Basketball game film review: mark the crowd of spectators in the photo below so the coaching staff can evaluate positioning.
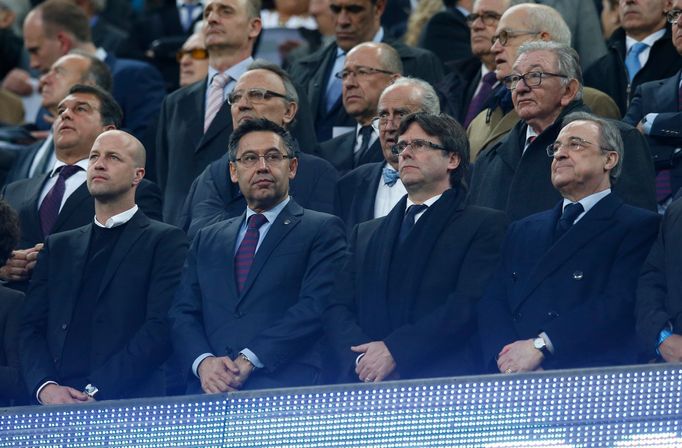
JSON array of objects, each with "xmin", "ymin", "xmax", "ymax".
[{"xmin": 0, "ymin": 0, "xmax": 681, "ymax": 406}]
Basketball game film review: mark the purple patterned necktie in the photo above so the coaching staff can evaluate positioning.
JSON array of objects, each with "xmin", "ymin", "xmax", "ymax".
[
  {"xmin": 463, "ymin": 72, "xmax": 497, "ymax": 128},
  {"xmin": 234, "ymin": 213, "xmax": 268, "ymax": 294},
  {"xmin": 38, "ymin": 164, "xmax": 81, "ymax": 237}
]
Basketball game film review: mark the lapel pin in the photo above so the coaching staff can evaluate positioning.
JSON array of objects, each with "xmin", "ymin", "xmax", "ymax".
[
  {"xmin": 284, "ymin": 219, "xmax": 291, "ymax": 225},
  {"xmin": 572, "ymin": 271, "xmax": 583, "ymax": 280}
]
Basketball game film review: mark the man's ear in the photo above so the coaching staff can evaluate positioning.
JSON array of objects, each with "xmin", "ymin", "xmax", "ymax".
[
  {"xmin": 229, "ymin": 161, "xmax": 239, "ymax": 183},
  {"xmin": 559, "ymin": 79, "xmax": 580, "ymax": 107}
]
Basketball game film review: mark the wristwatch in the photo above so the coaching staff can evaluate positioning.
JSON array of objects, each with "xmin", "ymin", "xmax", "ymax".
[{"xmin": 533, "ymin": 337, "xmax": 550, "ymax": 357}]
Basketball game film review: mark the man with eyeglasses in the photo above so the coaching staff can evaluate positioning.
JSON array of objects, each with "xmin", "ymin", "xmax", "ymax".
[
  {"xmin": 178, "ymin": 31, "xmax": 209, "ymax": 87},
  {"xmin": 334, "ymin": 77, "xmax": 440, "ymax": 234},
  {"xmin": 436, "ymin": 0, "xmax": 509, "ymax": 127},
  {"xmin": 170, "ymin": 118, "xmax": 346, "ymax": 393},
  {"xmin": 325, "ymin": 112, "xmax": 506, "ymax": 383},
  {"xmin": 288, "ymin": 0, "xmax": 443, "ymax": 143},
  {"xmin": 179, "ymin": 60, "xmax": 337, "ymax": 239},
  {"xmin": 584, "ymin": 0, "xmax": 682, "ymax": 116},
  {"xmin": 467, "ymin": 3, "xmax": 620, "ymax": 161},
  {"xmin": 624, "ymin": 1, "xmax": 682, "ymax": 211},
  {"xmin": 317, "ymin": 42, "xmax": 401, "ymax": 173},
  {"xmin": 469, "ymin": 41, "xmax": 656, "ymax": 221},
  {"xmin": 479, "ymin": 111, "xmax": 659, "ymax": 373}
]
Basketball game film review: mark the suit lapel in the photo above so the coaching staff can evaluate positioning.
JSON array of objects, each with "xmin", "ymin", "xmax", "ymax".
[
  {"xmin": 358, "ymin": 164, "xmax": 383, "ymax": 221},
  {"xmin": 307, "ymin": 44, "xmax": 337, "ymax": 113},
  {"xmin": 197, "ymin": 101, "xmax": 233, "ymax": 152},
  {"xmin": 493, "ymin": 121, "xmax": 524, "ymax": 171},
  {"xmin": 237, "ymin": 201, "xmax": 302, "ymax": 302},
  {"xmin": 61, "ymin": 226, "xmax": 91, "ymax": 319},
  {"xmin": 512, "ymin": 195, "xmax": 622, "ymax": 309},
  {"xmin": 220, "ymin": 215, "xmax": 244, "ymax": 302},
  {"xmin": 96, "ymin": 212, "xmax": 148, "ymax": 299},
  {"xmin": 19, "ymin": 174, "xmax": 49, "ymax": 241}
]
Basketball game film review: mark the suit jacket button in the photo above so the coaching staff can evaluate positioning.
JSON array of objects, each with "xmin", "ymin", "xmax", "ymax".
[
  {"xmin": 511, "ymin": 272, "xmax": 518, "ymax": 281},
  {"xmin": 61, "ymin": 323, "xmax": 68, "ymax": 330},
  {"xmin": 547, "ymin": 311, "xmax": 560, "ymax": 318},
  {"xmin": 572, "ymin": 271, "xmax": 583, "ymax": 280},
  {"xmin": 513, "ymin": 312, "xmax": 522, "ymax": 321}
]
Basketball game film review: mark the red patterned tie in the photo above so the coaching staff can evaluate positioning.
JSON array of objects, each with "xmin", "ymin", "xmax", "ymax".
[{"xmin": 234, "ymin": 214, "xmax": 268, "ymax": 294}]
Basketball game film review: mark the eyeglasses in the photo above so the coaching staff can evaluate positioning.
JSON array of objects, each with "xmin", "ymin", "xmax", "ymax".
[
  {"xmin": 227, "ymin": 88, "xmax": 289, "ymax": 105},
  {"xmin": 666, "ymin": 8, "xmax": 682, "ymax": 24},
  {"xmin": 503, "ymin": 71, "xmax": 568, "ymax": 90},
  {"xmin": 233, "ymin": 151, "xmax": 291, "ymax": 167},
  {"xmin": 335, "ymin": 66, "xmax": 395, "ymax": 81},
  {"xmin": 391, "ymin": 139, "xmax": 447, "ymax": 155},
  {"xmin": 546, "ymin": 137, "xmax": 611, "ymax": 157},
  {"xmin": 466, "ymin": 11, "xmax": 502, "ymax": 27},
  {"xmin": 491, "ymin": 29, "xmax": 540, "ymax": 46},
  {"xmin": 372, "ymin": 110, "xmax": 411, "ymax": 128},
  {"xmin": 176, "ymin": 48, "xmax": 208, "ymax": 62}
]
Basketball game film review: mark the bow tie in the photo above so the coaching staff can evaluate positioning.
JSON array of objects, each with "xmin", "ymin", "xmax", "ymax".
[{"xmin": 382, "ymin": 167, "xmax": 400, "ymax": 186}]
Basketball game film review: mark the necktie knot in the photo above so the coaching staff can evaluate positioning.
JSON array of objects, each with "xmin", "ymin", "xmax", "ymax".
[
  {"xmin": 58, "ymin": 164, "xmax": 81, "ymax": 179},
  {"xmin": 382, "ymin": 166, "xmax": 400, "ymax": 186},
  {"xmin": 399, "ymin": 204, "xmax": 428, "ymax": 242},
  {"xmin": 211, "ymin": 72, "xmax": 230, "ymax": 89},
  {"xmin": 625, "ymin": 42, "xmax": 648, "ymax": 82},
  {"xmin": 555, "ymin": 202, "xmax": 584, "ymax": 241},
  {"xmin": 247, "ymin": 213, "xmax": 268, "ymax": 229}
]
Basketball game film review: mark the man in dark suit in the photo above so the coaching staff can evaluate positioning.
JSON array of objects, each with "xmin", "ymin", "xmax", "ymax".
[
  {"xmin": 288, "ymin": 0, "xmax": 444, "ymax": 142},
  {"xmin": 437, "ymin": 0, "xmax": 506, "ymax": 127},
  {"xmin": 334, "ymin": 77, "xmax": 439, "ymax": 234},
  {"xmin": 325, "ymin": 113, "xmax": 506, "ymax": 383},
  {"xmin": 479, "ymin": 112, "xmax": 659, "ymax": 373},
  {"xmin": 3, "ymin": 51, "xmax": 113, "ymax": 185},
  {"xmin": 317, "ymin": 42, "xmax": 400, "ymax": 173},
  {"xmin": 418, "ymin": 0, "xmax": 472, "ymax": 66},
  {"xmin": 20, "ymin": 0, "xmax": 166, "ymax": 145},
  {"xmin": 0, "ymin": 199, "xmax": 26, "ymax": 406},
  {"xmin": 583, "ymin": 0, "xmax": 682, "ymax": 116},
  {"xmin": 170, "ymin": 119, "xmax": 345, "ymax": 393},
  {"xmin": 468, "ymin": 41, "xmax": 656, "ymax": 221},
  {"xmin": 157, "ymin": 0, "xmax": 322, "ymax": 226},
  {"xmin": 20, "ymin": 129, "xmax": 188, "ymax": 404},
  {"xmin": 623, "ymin": 3, "xmax": 682, "ymax": 209},
  {"xmin": 1, "ymin": 85, "xmax": 161, "ymax": 287},
  {"xmin": 180, "ymin": 60, "xmax": 337, "ymax": 238},
  {"xmin": 637, "ymin": 193, "xmax": 682, "ymax": 362}
]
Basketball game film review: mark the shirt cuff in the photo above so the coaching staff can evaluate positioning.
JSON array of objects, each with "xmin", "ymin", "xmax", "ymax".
[
  {"xmin": 239, "ymin": 349, "xmax": 263, "ymax": 369},
  {"xmin": 657, "ymin": 324, "xmax": 674, "ymax": 356},
  {"xmin": 539, "ymin": 332, "xmax": 555, "ymax": 355},
  {"xmin": 642, "ymin": 113, "xmax": 658, "ymax": 134},
  {"xmin": 36, "ymin": 380, "xmax": 58, "ymax": 404},
  {"xmin": 192, "ymin": 353, "xmax": 215, "ymax": 378}
]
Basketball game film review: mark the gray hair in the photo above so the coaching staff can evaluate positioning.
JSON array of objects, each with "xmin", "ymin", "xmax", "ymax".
[
  {"xmin": 68, "ymin": 49, "xmax": 113, "ymax": 92},
  {"xmin": 246, "ymin": 59, "xmax": 299, "ymax": 104},
  {"xmin": 561, "ymin": 111, "xmax": 623, "ymax": 183},
  {"xmin": 382, "ymin": 77, "xmax": 440, "ymax": 114},
  {"xmin": 508, "ymin": 3, "xmax": 571, "ymax": 45},
  {"xmin": 516, "ymin": 40, "xmax": 583, "ymax": 100}
]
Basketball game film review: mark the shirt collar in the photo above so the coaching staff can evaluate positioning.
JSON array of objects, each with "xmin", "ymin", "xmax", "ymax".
[
  {"xmin": 245, "ymin": 196, "xmax": 291, "ymax": 223},
  {"xmin": 562, "ymin": 188, "xmax": 611, "ymax": 214},
  {"xmin": 94, "ymin": 205, "xmax": 139, "ymax": 228},
  {"xmin": 406, "ymin": 193, "xmax": 443, "ymax": 211},
  {"xmin": 355, "ymin": 121, "xmax": 379, "ymax": 139},
  {"xmin": 626, "ymin": 28, "xmax": 666, "ymax": 51},
  {"xmin": 177, "ymin": 0, "xmax": 201, "ymax": 7},
  {"xmin": 48, "ymin": 158, "xmax": 89, "ymax": 177},
  {"xmin": 208, "ymin": 56, "xmax": 254, "ymax": 86}
]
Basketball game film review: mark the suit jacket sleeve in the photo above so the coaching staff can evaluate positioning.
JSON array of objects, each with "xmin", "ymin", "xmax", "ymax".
[
  {"xmin": 614, "ymin": 124, "xmax": 657, "ymax": 211},
  {"xmin": 0, "ymin": 288, "xmax": 25, "ymax": 401},
  {"xmin": 19, "ymin": 240, "xmax": 60, "ymax": 396},
  {"xmin": 247, "ymin": 215, "xmax": 347, "ymax": 372},
  {"xmin": 477, "ymin": 222, "xmax": 526, "ymax": 370},
  {"xmin": 88, "ymin": 226, "xmax": 188, "ymax": 399},
  {"xmin": 382, "ymin": 211, "xmax": 507, "ymax": 370},
  {"xmin": 324, "ymin": 224, "xmax": 373, "ymax": 371},
  {"xmin": 541, "ymin": 215, "xmax": 659, "ymax": 363},
  {"xmin": 636, "ymin": 208, "xmax": 675, "ymax": 356},
  {"xmin": 136, "ymin": 179, "xmax": 163, "ymax": 221},
  {"xmin": 622, "ymin": 85, "xmax": 645, "ymax": 126},
  {"xmin": 650, "ymin": 112, "xmax": 682, "ymax": 142}
]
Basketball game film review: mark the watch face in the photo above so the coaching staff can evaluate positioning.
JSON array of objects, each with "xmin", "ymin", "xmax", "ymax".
[{"xmin": 533, "ymin": 338, "xmax": 545, "ymax": 350}]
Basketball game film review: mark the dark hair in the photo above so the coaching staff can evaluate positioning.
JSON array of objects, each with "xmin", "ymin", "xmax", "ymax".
[
  {"xmin": 0, "ymin": 200, "xmax": 20, "ymax": 265},
  {"xmin": 39, "ymin": 0, "xmax": 92, "ymax": 43},
  {"xmin": 68, "ymin": 49, "xmax": 113, "ymax": 92},
  {"xmin": 398, "ymin": 112, "xmax": 470, "ymax": 189},
  {"xmin": 228, "ymin": 118, "xmax": 296, "ymax": 162},
  {"xmin": 67, "ymin": 84, "xmax": 122, "ymax": 128}
]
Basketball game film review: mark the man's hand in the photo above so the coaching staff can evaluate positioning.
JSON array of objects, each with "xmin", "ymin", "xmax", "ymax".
[
  {"xmin": 497, "ymin": 339, "xmax": 544, "ymax": 373},
  {"xmin": 39, "ymin": 384, "xmax": 91, "ymax": 405},
  {"xmin": 0, "ymin": 244, "xmax": 43, "ymax": 282},
  {"xmin": 1, "ymin": 68, "xmax": 33, "ymax": 96},
  {"xmin": 197, "ymin": 356, "xmax": 241, "ymax": 394},
  {"xmin": 351, "ymin": 341, "xmax": 397, "ymax": 383},
  {"xmin": 232, "ymin": 355, "xmax": 255, "ymax": 388},
  {"xmin": 659, "ymin": 334, "xmax": 682, "ymax": 363}
]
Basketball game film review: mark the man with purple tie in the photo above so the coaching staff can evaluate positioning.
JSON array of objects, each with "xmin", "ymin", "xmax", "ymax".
[{"xmin": 170, "ymin": 119, "xmax": 345, "ymax": 393}]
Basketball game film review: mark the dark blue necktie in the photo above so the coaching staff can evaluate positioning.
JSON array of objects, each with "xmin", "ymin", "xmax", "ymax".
[
  {"xmin": 399, "ymin": 204, "xmax": 427, "ymax": 242},
  {"xmin": 555, "ymin": 202, "xmax": 584, "ymax": 240}
]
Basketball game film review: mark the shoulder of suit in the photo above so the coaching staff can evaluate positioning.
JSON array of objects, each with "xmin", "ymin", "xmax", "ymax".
[
  {"xmin": 338, "ymin": 161, "xmax": 381, "ymax": 184},
  {"xmin": 291, "ymin": 41, "xmax": 336, "ymax": 66}
]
